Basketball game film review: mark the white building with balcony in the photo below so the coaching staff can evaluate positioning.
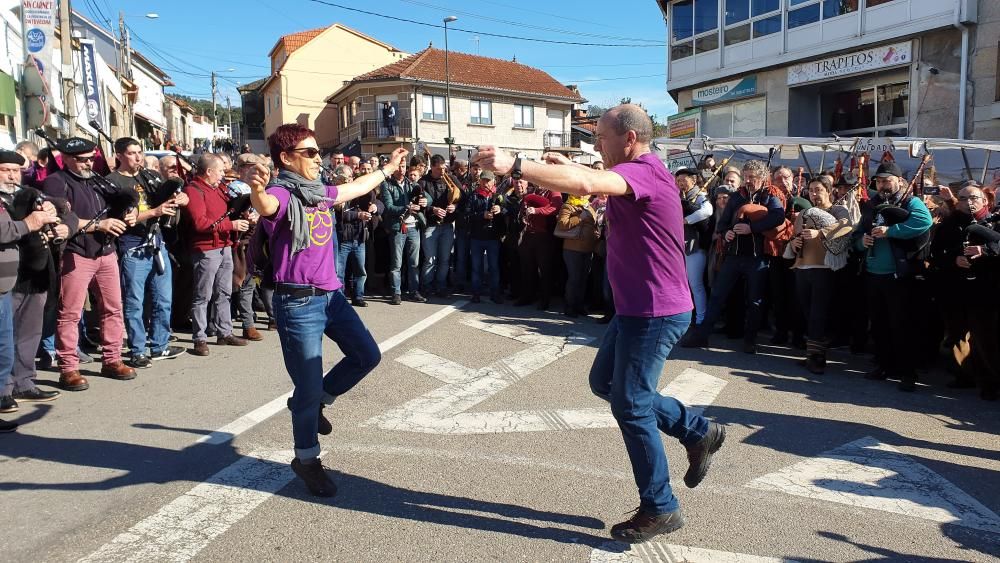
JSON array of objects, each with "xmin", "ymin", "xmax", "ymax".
[{"xmin": 658, "ymin": 0, "xmax": 998, "ymax": 141}]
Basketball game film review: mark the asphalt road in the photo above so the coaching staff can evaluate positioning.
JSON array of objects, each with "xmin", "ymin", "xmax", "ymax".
[{"xmin": 2, "ymin": 296, "xmax": 998, "ymax": 562}]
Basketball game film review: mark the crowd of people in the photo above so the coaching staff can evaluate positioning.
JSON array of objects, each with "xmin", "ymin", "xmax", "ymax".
[{"xmin": 0, "ymin": 127, "xmax": 997, "ymax": 435}]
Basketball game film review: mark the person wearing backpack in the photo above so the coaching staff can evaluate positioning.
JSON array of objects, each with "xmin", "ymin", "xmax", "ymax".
[{"xmin": 245, "ymin": 123, "xmax": 407, "ymax": 498}]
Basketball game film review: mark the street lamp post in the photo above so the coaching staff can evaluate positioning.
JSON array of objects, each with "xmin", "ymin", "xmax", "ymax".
[{"xmin": 443, "ymin": 16, "xmax": 457, "ymax": 158}]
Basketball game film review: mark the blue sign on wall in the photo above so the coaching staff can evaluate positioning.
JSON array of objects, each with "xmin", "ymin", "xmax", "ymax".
[{"xmin": 692, "ymin": 76, "xmax": 758, "ymax": 106}]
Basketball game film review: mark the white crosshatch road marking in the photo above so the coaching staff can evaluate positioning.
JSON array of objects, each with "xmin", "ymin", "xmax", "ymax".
[
  {"xmin": 590, "ymin": 541, "xmax": 799, "ymax": 562},
  {"xmin": 746, "ymin": 437, "xmax": 1000, "ymax": 534},
  {"xmin": 366, "ymin": 316, "xmax": 727, "ymax": 434}
]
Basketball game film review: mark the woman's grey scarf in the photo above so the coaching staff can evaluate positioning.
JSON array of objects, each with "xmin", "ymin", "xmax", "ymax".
[{"xmin": 270, "ymin": 169, "xmax": 328, "ymax": 254}]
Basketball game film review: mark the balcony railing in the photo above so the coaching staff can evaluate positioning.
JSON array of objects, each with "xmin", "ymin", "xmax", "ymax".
[
  {"xmin": 363, "ymin": 118, "xmax": 411, "ymax": 140},
  {"xmin": 543, "ymin": 130, "xmax": 572, "ymax": 149}
]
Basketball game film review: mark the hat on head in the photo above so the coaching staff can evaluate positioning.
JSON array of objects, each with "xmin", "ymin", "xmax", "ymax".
[
  {"xmin": 56, "ymin": 137, "xmax": 97, "ymax": 156},
  {"xmin": 236, "ymin": 153, "xmax": 263, "ymax": 167},
  {"xmin": 0, "ymin": 150, "xmax": 25, "ymax": 166},
  {"xmin": 674, "ymin": 167, "xmax": 699, "ymax": 178},
  {"xmin": 874, "ymin": 162, "xmax": 903, "ymax": 179},
  {"xmin": 835, "ymin": 171, "xmax": 859, "ymax": 187},
  {"xmin": 714, "ymin": 184, "xmax": 738, "ymax": 195},
  {"xmin": 479, "ymin": 170, "xmax": 495, "ymax": 181},
  {"xmin": 792, "ymin": 197, "xmax": 813, "ymax": 213}
]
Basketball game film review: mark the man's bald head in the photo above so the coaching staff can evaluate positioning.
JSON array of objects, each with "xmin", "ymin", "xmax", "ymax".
[{"xmin": 602, "ymin": 104, "xmax": 653, "ymax": 145}]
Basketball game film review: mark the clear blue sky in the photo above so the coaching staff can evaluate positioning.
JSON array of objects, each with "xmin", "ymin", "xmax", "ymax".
[{"xmin": 75, "ymin": 0, "xmax": 678, "ymax": 121}]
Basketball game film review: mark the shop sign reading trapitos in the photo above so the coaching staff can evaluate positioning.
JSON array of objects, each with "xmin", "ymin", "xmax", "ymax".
[{"xmin": 787, "ymin": 42, "xmax": 911, "ymax": 86}]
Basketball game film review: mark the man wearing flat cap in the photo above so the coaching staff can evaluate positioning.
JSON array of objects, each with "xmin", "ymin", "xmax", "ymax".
[
  {"xmin": 42, "ymin": 137, "xmax": 139, "ymax": 391},
  {"xmin": 0, "ymin": 150, "xmax": 65, "ymax": 431},
  {"xmin": 857, "ymin": 161, "xmax": 933, "ymax": 392}
]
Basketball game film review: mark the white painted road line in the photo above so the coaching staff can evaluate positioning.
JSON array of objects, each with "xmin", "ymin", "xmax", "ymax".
[
  {"xmin": 747, "ymin": 436, "xmax": 1000, "ymax": 534},
  {"xmin": 78, "ymin": 450, "xmax": 300, "ymax": 563},
  {"xmin": 79, "ymin": 303, "xmax": 466, "ymax": 563},
  {"xmin": 590, "ymin": 541, "xmax": 799, "ymax": 562},
  {"xmin": 194, "ymin": 301, "xmax": 466, "ymax": 446},
  {"xmin": 368, "ymin": 315, "xmax": 727, "ymax": 434}
]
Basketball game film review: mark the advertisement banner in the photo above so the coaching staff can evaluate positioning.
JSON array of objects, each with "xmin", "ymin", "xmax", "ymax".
[
  {"xmin": 692, "ymin": 76, "xmax": 757, "ymax": 106},
  {"xmin": 20, "ymin": 0, "xmax": 56, "ymax": 86},
  {"xmin": 667, "ymin": 108, "xmax": 701, "ymax": 139},
  {"xmin": 80, "ymin": 40, "xmax": 103, "ymax": 127},
  {"xmin": 787, "ymin": 41, "xmax": 912, "ymax": 86}
]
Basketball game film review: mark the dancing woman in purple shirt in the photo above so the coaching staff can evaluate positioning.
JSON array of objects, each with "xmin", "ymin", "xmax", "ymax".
[
  {"xmin": 245, "ymin": 123, "xmax": 408, "ymax": 497},
  {"xmin": 475, "ymin": 105, "xmax": 725, "ymax": 544}
]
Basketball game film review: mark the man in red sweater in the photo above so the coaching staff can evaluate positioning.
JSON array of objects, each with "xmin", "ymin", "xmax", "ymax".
[
  {"xmin": 183, "ymin": 154, "xmax": 249, "ymax": 356},
  {"xmin": 515, "ymin": 185, "xmax": 562, "ymax": 310}
]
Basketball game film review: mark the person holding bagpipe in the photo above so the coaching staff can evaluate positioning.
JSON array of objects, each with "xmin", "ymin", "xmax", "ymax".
[
  {"xmin": 674, "ymin": 168, "xmax": 712, "ymax": 327},
  {"xmin": 418, "ymin": 154, "xmax": 463, "ymax": 297},
  {"xmin": 857, "ymin": 161, "xmax": 933, "ymax": 392},
  {"xmin": 464, "ymin": 169, "xmax": 507, "ymax": 304},
  {"xmin": 230, "ymin": 154, "xmax": 269, "ymax": 342},
  {"xmin": 41, "ymin": 138, "xmax": 139, "ymax": 391},
  {"xmin": 106, "ymin": 137, "xmax": 188, "ymax": 369},
  {"xmin": 334, "ymin": 175, "xmax": 383, "ymax": 308},
  {"xmin": 0, "ymin": 150, "xmax": 72, "ymax": 425},
  {"xmin": 928, "ymin": 182, "xmax": 1000, "ymax": 401},
  {"xmin": 680, "ymin": 159, "xmax": 786, "ymax": 354},
  {"xmin": 182, "ymin": 153, "xmax": 251, "ymax": 357},
  {"xmin": 515, "ymin": 183, "xmax": 563, "ymax": 311},
  {"xmin": 784, "ymin": 175, "xmax": 856, "ymax": 374},
  {"xmin": 380, "ymin": 162, "xmax": 428, "ymax": 305}
]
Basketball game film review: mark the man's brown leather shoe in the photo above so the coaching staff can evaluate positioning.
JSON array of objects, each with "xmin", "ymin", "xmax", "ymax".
[
  {"xmin": 191, "ymin": 340, "xmax": 210, "ymax": 356},
  {"xmin": 217, "ymin": 334, "xmax": 248, "ymax": 346},
  {"xmin": 60, "ymin": 371, "xmax": 90, "ymax": 391},
  {"xmin": 101, "ymin": 362, "xmax": 137, "ymax": 381},
  {"xmin": 243, "ymin": 327, "xmax": 263, "ymax": 342}
]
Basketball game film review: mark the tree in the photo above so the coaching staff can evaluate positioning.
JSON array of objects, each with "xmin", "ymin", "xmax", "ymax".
[{"xmin": 168, "ymin": 94, "xmax": 243, "ymax": 132}]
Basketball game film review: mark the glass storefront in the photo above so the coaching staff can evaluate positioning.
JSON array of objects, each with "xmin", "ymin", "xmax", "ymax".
[{"xmin": 821, "ymin": 80, "xmax": 908, "ymax": 137}]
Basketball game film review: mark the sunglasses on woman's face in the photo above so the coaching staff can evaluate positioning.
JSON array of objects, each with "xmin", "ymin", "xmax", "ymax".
[{"xmin": 289, "ymin": 147, "xmax": 321, "ymax": 158}]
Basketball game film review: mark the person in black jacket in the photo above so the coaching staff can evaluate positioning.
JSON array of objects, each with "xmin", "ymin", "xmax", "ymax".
[
  {"xmin": 464, "ymin": 170, "xmax": 506, "ymax": 303},
  {"xmin": 681, "ymin": 159, "xmax": 785, "ymax": 354},
  {"xmin": 335, "ymin": 190, "xmax": 383, "ymax": 307},
  {"xmin": 419, "ymin": 155, "xmax": 462, "ymax": 296},
  {"xmin": 929, "ymin": 183, "xmax": 999, "ymax": 400}
]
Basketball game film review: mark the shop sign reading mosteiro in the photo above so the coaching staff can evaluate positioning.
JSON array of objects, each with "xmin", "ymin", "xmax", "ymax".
[{"xmin": 787, "ymin": 42, "xmax": 911, "ymax": 86}]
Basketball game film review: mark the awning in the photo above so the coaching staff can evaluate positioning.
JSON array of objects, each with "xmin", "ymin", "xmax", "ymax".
[
  {"xmin": 134, "ymin": 111, "xmax": 167, "ymax": 130},
  {"xmin": 0, "ymin": 72, "xmax": 16, "ymax": 117}
]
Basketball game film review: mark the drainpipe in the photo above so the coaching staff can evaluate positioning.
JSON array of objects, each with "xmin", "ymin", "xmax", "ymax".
[
  {"xmin": 954, "ymin": 7, "xmax": 969, "ymax": 139},
  {"xmin": 413, "ymin": 85, "xmax": 420, "ymax": 147}
]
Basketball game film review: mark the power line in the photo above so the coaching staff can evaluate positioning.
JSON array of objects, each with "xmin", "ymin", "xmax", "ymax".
[
  {"xmin": 392, "ymin": 0, "xmax": 662, "ymax": 43},
  {"xmin": 304, "ymin": 0, "xmax": 666, "ymax": 47}
]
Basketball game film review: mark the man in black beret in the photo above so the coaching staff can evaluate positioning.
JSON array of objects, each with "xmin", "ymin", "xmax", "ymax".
[
  {"xmin": 0, "ymin": 149, "xmax": 65, "ymax": 431},
  {"xmin": 42, "ymin": 137, "xmax": 139, "ymax": 391}
]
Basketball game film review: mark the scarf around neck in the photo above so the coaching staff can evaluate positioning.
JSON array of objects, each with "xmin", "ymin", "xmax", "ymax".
[{"xmin": 270, "ymin": 169, "xmax": 329, "ymax": 254}]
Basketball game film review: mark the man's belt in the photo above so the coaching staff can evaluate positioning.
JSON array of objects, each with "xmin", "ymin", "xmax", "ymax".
[{"xmin": 274, "ymin": 283, "xmax": 330, "ymax": 298}]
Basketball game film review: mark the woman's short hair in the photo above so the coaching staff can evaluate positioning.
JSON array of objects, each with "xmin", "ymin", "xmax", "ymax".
[{"xmin": 267, "ymin": 123, "xmax": 315, "ymax": 169}]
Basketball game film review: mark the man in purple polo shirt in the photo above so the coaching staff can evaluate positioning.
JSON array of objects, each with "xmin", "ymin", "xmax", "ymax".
[{"xmin": 474, "ymin": 104, "xmax": 725, "ymax": 544}]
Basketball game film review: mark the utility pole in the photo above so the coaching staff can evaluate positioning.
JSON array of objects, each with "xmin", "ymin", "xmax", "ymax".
[
  {"xmin": 59, "ymin": 0, "xmax": 76, "ymax": 134},
  {"xmin": 118, "ymin": 11, "xmax": 135, "ymax": 135},
  {"xmin": 226, "ymin": 96, "xmax": 233, "ymax": 139},
  {"xmin": 211, "ymin": 71, "xmax": 217, "ymax": 135}
]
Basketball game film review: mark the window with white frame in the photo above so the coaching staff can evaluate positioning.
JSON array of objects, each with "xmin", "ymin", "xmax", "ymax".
[
  {"xmin": 702, "ymin": 98, "xmax": 766, "ymax": 138},
  {"xmin": 787, "ymin": 0, "xmax": 858, "ymax": 30},
  {"xmin": 513, "ymin": 104, "xmax": 534, "ymax": 128},
  {"xmin": 670, "ymin": 0, "xmax": 719, "ymax": 61},
  {"xmin": 422, "ymin": 94, "xmax": 447, "ymax": 121},
  {"xmin": 722, "ymin": 0, "xmax": 782, "ymax": 47},
  {"xmin": 470, "ymin": 100, "xmax": 492, "ymax": 125}
]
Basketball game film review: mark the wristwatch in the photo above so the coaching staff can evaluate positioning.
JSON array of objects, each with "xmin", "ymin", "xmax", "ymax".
[{"xmin": 510, "ymin": 157, "xmax": 522, "ymax": 180}]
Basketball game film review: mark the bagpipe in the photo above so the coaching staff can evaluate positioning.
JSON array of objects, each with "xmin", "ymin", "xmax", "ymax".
[
  {"xmin": 72, "ymin": 172, "xmax": 141, "ymax": 243},
  {"xmin": 440, "ymin": 170, "xmax": 464, "ymax": 206},
  {"xmin": 210, "ymin": 178, "xmax": 254, "ymax": 230},
  {"xmin": 5, "ymin": 187, "xmax": 72, "ymax": 251}
]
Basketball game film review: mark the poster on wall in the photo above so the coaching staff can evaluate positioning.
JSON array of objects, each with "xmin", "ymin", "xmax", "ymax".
[
  {"xmin": 692, "ymin": 76, "xmax": 757, "ymax": 106},
  {"xmin": 787, "ymin": 41, "xmax": 912, "ymax": 86},
  {"xmin": 20, "ymin": 0, "xmax": 56, "ymax": 88}
]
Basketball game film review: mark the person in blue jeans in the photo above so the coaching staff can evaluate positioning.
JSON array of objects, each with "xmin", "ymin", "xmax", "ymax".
[
  {"xmin": 464, "ymin": 170, "xmax": 505, "ymax": 303},
  {"xmin": 335, "ymin": 191, "xmax": 381, "ymax": 307},
  {"xmin": 419, "ymin": 155, "xmax": 461, "ymax": 296},
  {"xmin": 107, "ymin": 137, "xmax": 187, "ymax": 368},
  {"xmin": 249, "ymin": 122, "xmax": 408, "ymax": 497},
  {"xmin": 475, "ymin": 104, "xmax": 725, "ymax": 544},
  {"xmin": 380, "ymin": 165, "xmax": 427, "ymax": 304}
]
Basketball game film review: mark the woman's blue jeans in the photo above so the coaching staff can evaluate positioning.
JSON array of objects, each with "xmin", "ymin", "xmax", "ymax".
[{"xmin": 274, "ymin": 288, "xmax": 381, "ymax": 460}]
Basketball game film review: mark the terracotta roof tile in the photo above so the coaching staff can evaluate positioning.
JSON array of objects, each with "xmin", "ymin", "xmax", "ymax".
[
  {"xmin": 353, "ymin": 49, "xmax": 585, "ymax": 102},
  {"xmin": 278, "ymin": 27, "xmax": 326, "ymax": 58}
]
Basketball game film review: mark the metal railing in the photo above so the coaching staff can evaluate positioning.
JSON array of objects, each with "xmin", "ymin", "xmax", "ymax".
[
  {"xmin": 363, "ymin": 118, "xmax": 411, "ymax": 139},
  {"xmin": 543, "ymin": 130, "xmax": 571, "ymax": 148}
]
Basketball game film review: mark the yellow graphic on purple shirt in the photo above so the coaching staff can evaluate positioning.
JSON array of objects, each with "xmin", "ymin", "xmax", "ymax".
[{"xmin": 306, "ymin": 206, "xmax": 334, "ymax": 246}]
